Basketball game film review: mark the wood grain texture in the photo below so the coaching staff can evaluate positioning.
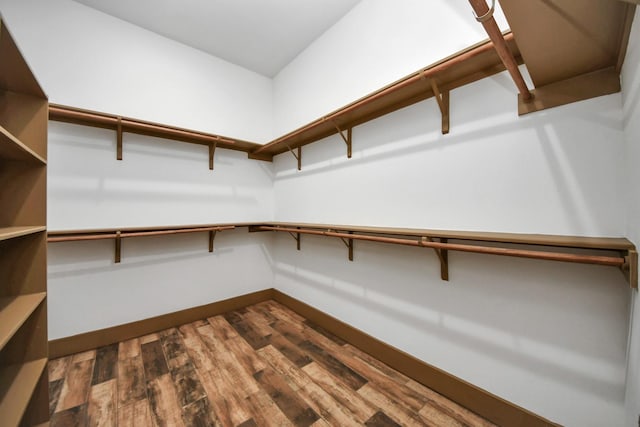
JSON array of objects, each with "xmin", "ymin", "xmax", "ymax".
[
  {"xmin": 87, "ymin": 379, "xmax": 116, "ymax": 427},
  {"xmin": 141, "ymin": 340, "xmax": 169, "ymax": 380},
  {"xmin": 117, "ymin": 354, "xmax": 146, "ymax": 405},
  {"xmin": 49, "ymin": 299, "xmax": 497, "ymax": 427},
  {"xmin": 91, "ymin": 344, "xmax": 118, "ymax": 385},
  {"xmin": 117, "ymin": 399, "xmax": 153, "ymax": 427},
  {"xmin": 55, "ymin": 359, "xmax": 94, "ymax": 412}
]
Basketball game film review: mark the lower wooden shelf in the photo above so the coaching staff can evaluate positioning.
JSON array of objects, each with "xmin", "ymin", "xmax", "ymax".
[
  {"xmin": 0, "ymin": 226, "xmax": 47, "ymax": 242},
  {"xmin": 0, "ymin": 293, "xmax": 47, "ymax": 350},
  {"xmin": 0, "ymin": 358, "xmax": 48, "ymax": 427}
]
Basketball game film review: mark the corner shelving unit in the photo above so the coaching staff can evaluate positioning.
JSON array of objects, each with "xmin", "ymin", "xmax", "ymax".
[{"xmin": 0, "ymin": 18, "xmax": 49, "ymax": 426}]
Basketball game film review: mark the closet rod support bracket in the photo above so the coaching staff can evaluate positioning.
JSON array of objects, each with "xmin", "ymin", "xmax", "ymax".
[
  {"xmin": 287, "ymin": 229, "xmax": 301, "ymax": 250},
  {"xmin": 622, "ymin": 249, "xmax": 638, "ymax": 289},
  {"xmin": 337, "ymin": 230, "xmax": 354, "ymax": 261},
  {"xmin": 209, "ymin": 141, "xmax": 218, "ymax": 170},
  {"xmin": 423, "ymin": 237, "xmax": 449, "ymax": 281},
  {"xmin": 285, "ymin": 144, "xmax": 302, "ymax": 171},
  {"xmin": 209, "ymin": 230, "xmax": 217, "ymax": 252},
  {"xmin": 429, "ymin": 80, "xmax": 450, "ymax": 135},
  {"xmin": 115, "ymin": 231, "xmax": 122, "ymax": 263},
  {"xmin": 333, "ymin": 123, "xmax": 353, "ymax": 158},
  {"xmin": 116, "ymin": 117, "xmax": 123, "ymax": 160}
]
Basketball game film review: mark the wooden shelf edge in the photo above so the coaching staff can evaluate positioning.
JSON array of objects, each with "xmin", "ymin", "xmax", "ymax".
[
  {"xmin": 0, "ymin": 226, "xmax": 46, "ymax": 242},
  {"xmin": 255, "ymin": 222, "xmax": 636, "ymax": 251},
  {"xmin": 0, "ymin": 125, "xmax": 47, "ymax": 165},
  {"xmin": 47, "ymin": 33, "xmax": 522, "ymax": 165},
  {"xmin": 48, "ymin": 103, "xmax": 263, "ymax": 155},
  {"xmin": 252, "ymin": 32, "xmax": 520, "ymax": 158},
  {"xmin": 45, "ymin": 221, "xmax": 635, "ymax": 250},
  {"xmin": 0, "ymin": 358, "xmax": 48, "ymax": 427},
  {"xmin": 47, "ymin": 222, "xmax": 254, "ymax": 236},
  {"xmin": 0, "ymin": 293, "xmax": 47, "ymax": 351}
]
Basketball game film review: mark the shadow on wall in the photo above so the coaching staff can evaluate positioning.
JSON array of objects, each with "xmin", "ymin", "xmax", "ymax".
[
  {"xmin": 274, "ymin": 73, "xmax": 622, "ymax": 181},
  {"xmin": 274, "ymin": 233, "xmax": 630, "ymax": 401},
  {"xmin": 47, "ymin": 121, "xmax": 274, "ymax": 228},
  {"xmin": 272, "ymin": 72, "xmax": 624, "ymax": 235}
]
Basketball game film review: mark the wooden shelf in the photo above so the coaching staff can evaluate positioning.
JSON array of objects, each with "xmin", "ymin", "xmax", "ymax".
[
  {"xmin": 1, "ymin": 16, "xmax": 49, "ymax": 425},
  {"xmin": 260, "ymin": 222, "xmax": 635, "ymax": 251},
  {"xmin": 47, "ymin": 222, "xmax": 251, "ymax": 236},
  {"xmin": 251, "ymin": 32, "xmax": 522, "ymax": 161},
  {"xmin": 47, "ymin": 221, "xmax": 638, "ymax": 288},
  {"xmin": 48, "ymin": 104, "xmax": 263, "ymax": 157},
  {"xmin": 0, "ymin": 125, "xmax": 46, "ymax": 164},
  {"xmin": 0, "ymin": 358, "xmax": 48, "ymax": 427},
  {"xmin": 250, "ymin": 222, "xmax": 638, "ymax": 288},
  {"xmin": 0, "ymin": 293, "xmax": 46, "ymax": 350},
  {"xmin": 48, "ymin": 223, "xmax": 239, "ymax": 263},
  {"xmin": 49, "ymin": 33, "xmax": 522, "ymax": 166},
  {"xmin": 0, "ymin": 226, "xmax": 46, "ymax": 242}
]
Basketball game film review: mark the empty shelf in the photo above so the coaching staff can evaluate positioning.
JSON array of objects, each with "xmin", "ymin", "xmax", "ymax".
[
  {"xmin": 0, "ymin": 293, "xmax": 46, "ymax": 350},
  {"xmin": 0, "ymin": 226, "xmax": 46, "ymax": 242},
  {"xmin": 0, "ymin": 358, "xmax": 48, "ymax": 427},
  {"xmin": 0, "ymin": 126, "xmax": 46, "ymax": 165}
]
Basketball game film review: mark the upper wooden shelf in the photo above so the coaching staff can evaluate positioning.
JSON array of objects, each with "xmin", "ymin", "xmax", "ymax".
[
  {"xmin": 0, "ymin": 125, "xmax": 46, "ymax": 164},
  {"xmin": 0, "ymin": 21, "xmax": 45, "ymax": 98},
  {"xmin": 251, "ymin": 32, "xmax": 522, "ymax": 160},
  {"xmin": 49, "ymin": 33, "xmax": 522, "ymax": 164},
  {"xmin": 0, "ymin": 226, "xmax": 46, "ymax": 242},
  {"xmin": 48, "ymin": 104, "xmax": 262, "ymax": 155}
]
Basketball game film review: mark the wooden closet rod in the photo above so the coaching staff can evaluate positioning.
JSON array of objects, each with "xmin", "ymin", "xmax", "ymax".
[
  {"xmin": 257, "ymin": 226, "xmax": 625, "ymax": 267},
  {"xmin": 468, "ymin": 0, "xmax": 532, "ymax": 101},
  {"xmin": 253, "ymin": 33, "xmax": 516, "ymax": 154},
  {"xmin": 48, "ymin": 225, "xmax": 235, "ymax": 243}
]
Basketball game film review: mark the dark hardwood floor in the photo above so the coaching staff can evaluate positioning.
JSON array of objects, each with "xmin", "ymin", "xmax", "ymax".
[{"xmin": 48, "ymin": 300, "xmax": 495, "ymax": 426}]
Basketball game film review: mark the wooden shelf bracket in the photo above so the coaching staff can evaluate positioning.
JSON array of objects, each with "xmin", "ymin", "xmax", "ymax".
[
  {"xmin": 209, "ymin": 141, "xmax": 217, "ymax": 170},
  {"xmin": 333, "ymin": 123, "xmax": 353, "ymax": 158},
  {"xmin": 115, "ymin": 231, "xmax": 122, "ymax": 263},
  {"xmin": 429, "ymin": 80, "xmax": 450, "ymax": 135},
  {"xmin": 337, "ymin": 230, "xmax": 354, "ymax": 261},
  {"xmin": 116, "ymin": 117, "xmax": 123, "ymax": 160},
  {"xmin": 285, "ymin": 143, "xmax": 302, "ymax": 171},
  {"xmin": 622, "ymin": 249, "xmax": 638, "ymax": 289},
  {"xmin": 424, "ymin": 237, "xmax": 449, "ymax": 280},
  {"xmin": 209, "ymin": 230, "xmax": 216, "ymax": 252},
  {"xmin": 287, "ymin": 228, "xmax": 301, "ymax": 250}
]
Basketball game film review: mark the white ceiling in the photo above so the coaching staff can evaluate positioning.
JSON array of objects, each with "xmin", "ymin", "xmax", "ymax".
[{"xmin": 72, "ymin": 0, "xmax": 361, "ymax": 77}]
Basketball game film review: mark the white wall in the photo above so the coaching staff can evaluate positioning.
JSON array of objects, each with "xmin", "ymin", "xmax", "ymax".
[
  {"xmin": 0, "ymin": 0, "xmax": 273, "ymax": 142},
  {"xmin": 273, "ymin": 0, "xmax": 510, "ymax": 135},
  {"xmin": 271, "ymin": 3, "xmax": 631, "ymax": 425},
  {"xmin": 3, "ymin": 0, "xmax": 637, "ymax": 424},
  {"xmin": 622, "ymin": 7, "xmax": 640, "ymax": 427},
  {"xmin": 0, "ymin": 0, "xmax": 277, "ymax": 338},
  {"xmin": 274, "ymin": 73, "xmax": 625, "ymax": 236},
  {"xmin": 46, "ymin": 122, "xmax": 275, "ymax": 340}
]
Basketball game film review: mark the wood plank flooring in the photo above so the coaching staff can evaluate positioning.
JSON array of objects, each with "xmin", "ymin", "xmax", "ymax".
[{"xmin": 48, "ymin": 300, "xmax": 495, "ymax": 427}]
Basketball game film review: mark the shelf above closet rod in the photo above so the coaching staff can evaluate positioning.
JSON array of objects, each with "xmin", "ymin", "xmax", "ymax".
[
  {"xmin": 250, "ymin": 32, "xmax": 522, "ymax": 163},
  {"xmin": 48, "ymin": 104, "xmax": 264, "ymax": 167},
  {"xmin": 250, "ymin": 222, "xmax": 637, "ymax": 288},
  {"xmin": 48, "ymin": 224, "xmax": 236, "ymax": 263}
]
